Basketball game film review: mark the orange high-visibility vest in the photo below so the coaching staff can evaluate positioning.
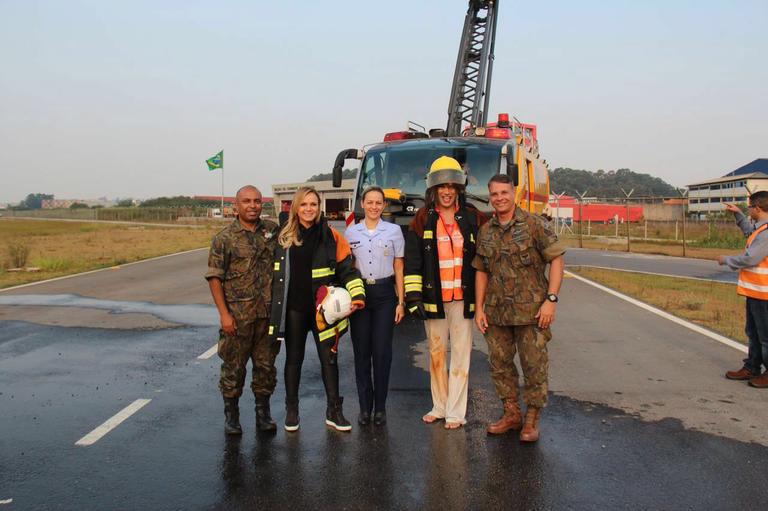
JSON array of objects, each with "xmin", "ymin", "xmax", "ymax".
[
  {"xmin": 737, "ymin": 224, "xmax": 768, "ymax": 300},
  {"xmin": 436, "ymin": 213, "xmax": 464, "ymax": 302}
]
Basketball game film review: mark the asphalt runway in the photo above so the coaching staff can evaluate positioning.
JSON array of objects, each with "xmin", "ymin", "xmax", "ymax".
[
  {"xmin": 566, "ymin": 248, "xmax": 737, "ymax": 283},
  {"xmin": 1, "ymin": 249, "xmax": 766, "ymax": 510}
]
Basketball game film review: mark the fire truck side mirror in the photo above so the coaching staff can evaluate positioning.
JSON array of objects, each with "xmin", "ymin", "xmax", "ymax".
[
  {"xmin": 332, "ymin": 149, "xmax": 361, "ymax": 188},
  {"xmin": 506, "ymin": 152, "xmax": 519, "ymax": 186}
]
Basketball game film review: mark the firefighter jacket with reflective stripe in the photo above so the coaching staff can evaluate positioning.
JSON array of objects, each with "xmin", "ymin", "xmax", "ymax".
[
  {"xmin": 269, "ymin": 217, "xmax": 365, "ymax": 342},
  {"xmin": 404, "ymin": 204, "xmax": 486, "ymax": 319},
  {"xmin": 738, "ymin": 224, "xmax": 768, "ymax": 300}
]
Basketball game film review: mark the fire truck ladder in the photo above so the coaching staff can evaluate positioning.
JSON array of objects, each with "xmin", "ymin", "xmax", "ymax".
[{"xmin": 445, "ymin": 0, "xmax": 499, "ymax": 137}]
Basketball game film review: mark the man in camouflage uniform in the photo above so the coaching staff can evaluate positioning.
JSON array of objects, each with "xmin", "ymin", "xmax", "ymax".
[
  {"xmin": 472, "ymin": 174, "xmax": 566, "ymax": 442},
  {"xmin": 205, "ymin": 185, "xmax": 280, "ymax": 434}
]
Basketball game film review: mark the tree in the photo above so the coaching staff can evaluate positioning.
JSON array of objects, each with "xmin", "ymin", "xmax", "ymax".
[
  {"xmin": 549, "ymin": 168, "xmax": 677, "ymax": 197},
  {"xmin": 140, "ymin": 196, "xmax": 221, "ymax": 208},
  {"xmin": 307, "ymin": 169, "xmax": 358, "ymax": 182},
  {"xmin": 22, "ymin": 193, "xmax": 54, "ymax": 209},
  {"xmin": 116, "ymin": 199, "xmax": 135, "ymax": 207},
  {"xmin": 70, "ymin": 202, "xmax": 89, "ymax": 209}
]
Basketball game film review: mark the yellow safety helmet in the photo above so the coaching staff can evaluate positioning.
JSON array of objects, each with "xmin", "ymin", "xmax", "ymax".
[{"xmin": 426, "ymin": 156, "xmax": 467, "ymax": 189}]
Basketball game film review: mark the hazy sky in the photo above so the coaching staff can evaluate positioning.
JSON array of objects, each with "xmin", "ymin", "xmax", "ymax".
[{"xmin": 1, "ymin": 0, "xmax": 766, "ymax": 203}]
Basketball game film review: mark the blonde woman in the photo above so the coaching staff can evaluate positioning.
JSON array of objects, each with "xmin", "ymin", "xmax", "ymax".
[{"xmin": 267, "ymin": 187, "xmax": 365, "ymax": 432}]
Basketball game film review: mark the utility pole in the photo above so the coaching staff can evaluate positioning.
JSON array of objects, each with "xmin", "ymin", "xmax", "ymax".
[
  {"xmin": 620, "ymin": 188, "xmax": 634, "ymax": 252},
  {"xmin": 553, "ymin": 192, "xmax": 566, "ymax": 236},
  {"xmin": 678, "ymin": 188, "xmax": 688, "ymax": 257},
  {"xmin": 576, "ymin": 189, "xmax": 588, "ymax": 248}
]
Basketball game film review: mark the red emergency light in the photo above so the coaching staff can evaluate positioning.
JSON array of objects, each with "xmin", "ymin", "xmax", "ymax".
[
  {"xmin": 383, "ymin": 131, "xmax": 428, "ymax": 142},
  {"xmin": 497, "ymin": 113, "xmax": 510, "ymax": 128},
  {"xmin": 484, "ymin": 127, "xmax": 511, "ymax": 139}
]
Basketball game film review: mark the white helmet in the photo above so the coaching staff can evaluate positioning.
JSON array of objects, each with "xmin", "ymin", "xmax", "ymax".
[{"xmin": 316, "ymin": 286, "xmax": 352, "ymax": 326}]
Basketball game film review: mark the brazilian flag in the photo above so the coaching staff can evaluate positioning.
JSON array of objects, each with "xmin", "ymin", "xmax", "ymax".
[{"xmin": 206, "ymin": 150, "xmax": 223, "ymax": 171}]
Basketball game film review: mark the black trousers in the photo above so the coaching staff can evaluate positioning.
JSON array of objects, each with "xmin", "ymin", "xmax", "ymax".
[
  {"xmin": 284, "ymin": 309, "xmax": 339, "ymax": 404},
  {"xmin": 349, "ymin": 281, "xmax": 396, "ymax": 414}
]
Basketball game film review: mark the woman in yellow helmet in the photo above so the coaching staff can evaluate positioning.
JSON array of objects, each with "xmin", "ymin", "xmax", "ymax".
[{"xmin": 404, "ymin": 156, "xmax": 487, "ymax": 429}]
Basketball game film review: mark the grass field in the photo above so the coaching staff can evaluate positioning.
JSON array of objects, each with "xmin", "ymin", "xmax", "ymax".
[
  {"xmin": 568, "ymin": 266, "xmax": 746, "ymax": 343},
  {"xmin": 0, "ymin": 219, "xmax": 220, "ymax": 289},
  {"xmin": 561, "ymin": 236, "xmax": 742, "ymax": 259}
]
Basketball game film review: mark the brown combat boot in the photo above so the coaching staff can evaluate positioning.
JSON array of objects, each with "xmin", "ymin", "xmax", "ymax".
[
  {"xmin": 725, "ymin": 367, "xmax": 758, "ymax": 380},
  {"xmin": 519, "ymin": 407, "xmax": 541, "ymax": 443},
  {"xmin": 486, "ymin": 400, "xmax": 522, "ymax": 435},
  {"xmin": 748, "ymin": 373, "xmax": 768, "ymax": 388}
]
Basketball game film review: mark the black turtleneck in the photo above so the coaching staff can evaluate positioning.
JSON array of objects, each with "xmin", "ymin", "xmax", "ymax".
[{"xmin": 288, "ymin": 222, "xmax": 320, "ymax": 313}]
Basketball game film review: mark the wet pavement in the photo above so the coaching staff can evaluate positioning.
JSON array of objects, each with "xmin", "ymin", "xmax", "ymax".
[{"xmin": 1, "ymin": 250, "xmax": 767, "ymax": 510}]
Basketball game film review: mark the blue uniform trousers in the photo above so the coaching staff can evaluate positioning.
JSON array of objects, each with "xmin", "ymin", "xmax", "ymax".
[{"xmin": 349, "ymin": 281, "xmax": 397, "ymax": 414}]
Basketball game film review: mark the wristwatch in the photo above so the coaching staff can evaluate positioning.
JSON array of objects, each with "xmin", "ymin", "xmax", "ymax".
[{"xmin": 546, "ymin": 293, "xmax": 559, "ymax": 303}]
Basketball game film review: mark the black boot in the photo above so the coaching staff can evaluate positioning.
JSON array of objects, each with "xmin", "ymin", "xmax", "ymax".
[
  {"xmin": 285, "ymin": 399, "xmax": 300, "ymax": 432},
  {"xmin": 326, "ymin": 397, "xmax": 351, "ymax": 432},
  {"xmin": 223, "ymin": 397, "xmax": 242, "ymax": 435},
  {"xmin": 255, "ymin": 395, "xmax": 277, "ymax": 432}
]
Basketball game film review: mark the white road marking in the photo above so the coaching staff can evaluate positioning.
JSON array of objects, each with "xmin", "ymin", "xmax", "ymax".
[
  {"xmin": 197, "ymin": 344, "xmax": 218, "ymax": 360},
  {"xmin": 75, "ymin": 399, "xmax": 152, "ymax": 446},
  {"xmin": 566, "ymin": 270, "xmax": 747, "ymax": 354},
  {"xmin": 0, "ymin": 247, "xmax": 208, "ymax": 294},
  {"xmin": 567, "ymin": 264, "xmax": 736, "ymax": 284},
  {"xmin": 0, "ymin": 499, "xmax": 12, "ymax": 505}
]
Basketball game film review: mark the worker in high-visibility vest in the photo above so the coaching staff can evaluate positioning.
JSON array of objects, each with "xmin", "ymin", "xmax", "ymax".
[{"xmin": 718, "ymin": 191, "xmax": 768, "ymax": 388}]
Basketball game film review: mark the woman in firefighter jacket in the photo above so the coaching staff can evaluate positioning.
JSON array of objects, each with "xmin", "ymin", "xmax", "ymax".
[
  {"xmin": 404, "ymin": 156, "xmax": 487, "ymax": 429},
  {"xmin": 268, "ymin": 187, "xmax": 366, "ymax": 432}
]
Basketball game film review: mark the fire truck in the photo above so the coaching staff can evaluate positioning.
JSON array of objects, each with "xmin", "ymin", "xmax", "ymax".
[{"xmin": 331, "ymin": 0, "xmax": 550, "ymax": 225}]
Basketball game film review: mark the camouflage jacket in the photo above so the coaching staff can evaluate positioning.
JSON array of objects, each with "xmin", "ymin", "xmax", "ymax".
[
  {"xmin": 471, "ymin": 207, "xmax": 566, "ymax": 325},
  {"xmin": 205, "ymin": 218, "xmax": 279, "ymax": 318}
]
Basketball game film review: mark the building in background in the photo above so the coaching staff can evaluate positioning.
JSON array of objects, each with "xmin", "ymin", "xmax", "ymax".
[
  {"xmin": 549, "ymin": 195, "xmax": 644, "ymax": 223},
  {"xmin": 271, "ymin": 179, "xmax": 356, "ymax": 220},
  {"xmin": 194, "ymin": 196, "xmax": 274, "ymax": 219},
  {"xmin": 194, "ymin": 196, "xmax": 236, "ymax": 205},
  {"xmin": 687, "ymin": 159, "xmax": 768, "ymax": 214}
]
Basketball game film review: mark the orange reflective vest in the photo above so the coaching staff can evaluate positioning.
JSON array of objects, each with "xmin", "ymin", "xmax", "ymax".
[
  {"xmin": 737, "ymin": 224, "xmax": 768, "ymax": 300},
  {"xmin": 436, "ymin": 213, "xmax": 464, "ymax": 302}
]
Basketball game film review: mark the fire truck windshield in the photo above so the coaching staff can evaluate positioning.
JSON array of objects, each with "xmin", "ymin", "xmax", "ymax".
[{"xmin": 358, "ymin": 139, "xmax": 503, "ymax": 200}]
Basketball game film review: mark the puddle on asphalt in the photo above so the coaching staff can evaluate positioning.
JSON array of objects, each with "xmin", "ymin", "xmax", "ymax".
[{"xmin": 0, "ymin": 294, "xmax": 218, "ymax": 328}]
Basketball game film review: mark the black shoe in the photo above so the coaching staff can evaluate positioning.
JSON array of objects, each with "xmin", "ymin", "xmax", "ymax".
[
  {"xmin": 223, "ymin": 397, "xmax": 242, "ymax": 435},
  {"xmin": 358, "ymin": 412, "xmax": 371, "ymax": 426},
  {"xmin": 255, "ymin": 396, "xmax": 277, "ymax": 432},
  {"xmin": 373, "ymin": 411, "xmax": 387, "ymax": 426},
  {"xmin": 284, "ymin": 399, "xmax": 299, "ymax": 432},
  {"xmin": 326, "ymin": 397, "xmax": 352, "ymax": 432}
]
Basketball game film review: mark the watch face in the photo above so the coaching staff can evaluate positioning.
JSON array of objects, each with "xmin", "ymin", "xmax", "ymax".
[{"xmin": 547, "ymin": 294, "xmax": 558, "ymax": 303}]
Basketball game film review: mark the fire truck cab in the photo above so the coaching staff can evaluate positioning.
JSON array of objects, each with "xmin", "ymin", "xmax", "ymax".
[{"xmin": 332, "ymin": 114, "xmax": 550, "ymax": 226}]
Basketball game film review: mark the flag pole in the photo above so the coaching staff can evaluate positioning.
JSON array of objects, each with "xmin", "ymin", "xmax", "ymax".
[{"xmin": 221, "ymin": 166, "xmax": 224, "ymax": 215}]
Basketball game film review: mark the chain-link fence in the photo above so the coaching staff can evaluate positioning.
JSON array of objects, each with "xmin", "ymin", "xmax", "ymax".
[
  {"xmin": 1, "ymin": 207, "xmax": 218, "ymax": 224},
  {"xmin": 548, "ymin": 195, "xmax": 746, "ymax": 254}
]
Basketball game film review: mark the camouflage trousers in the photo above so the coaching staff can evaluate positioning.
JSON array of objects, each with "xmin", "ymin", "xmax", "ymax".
[
  {"xmin": 484, "ymin": 324, "xmax": 552, "ymax": 408},
  {"xmin": 218, "ymin": 309, "xmax": 280, "ymax": 399}
]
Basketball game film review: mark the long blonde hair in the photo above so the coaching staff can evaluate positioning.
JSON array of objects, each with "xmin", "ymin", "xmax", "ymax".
[{"xmin": 278, "ymin": 186, "xmax": 321, "ymax": 249}]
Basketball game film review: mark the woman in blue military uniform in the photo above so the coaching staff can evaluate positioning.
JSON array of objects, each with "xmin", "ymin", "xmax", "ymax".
[{"xmin": 345, "ymin": 186, "xmax": 405, "ymax": 426}]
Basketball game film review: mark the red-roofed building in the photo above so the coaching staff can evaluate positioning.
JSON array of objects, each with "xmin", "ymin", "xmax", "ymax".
[
  {"xmin": 550, "ymin": 195, "xmax": 643, "ymax": 222},
  {"xmin": 193, "ymin": 196, "xmax": 274, "ymax": 204}
]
